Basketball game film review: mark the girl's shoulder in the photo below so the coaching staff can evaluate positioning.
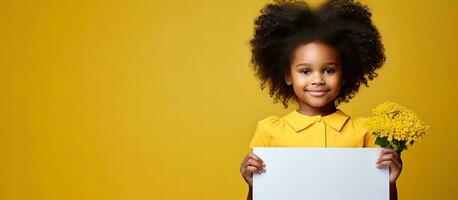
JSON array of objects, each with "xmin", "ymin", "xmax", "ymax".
[
  {"xmin": 346, "ymin": 116, "xmax": 371, "ymax": 132},
  {"xmin": 257, "ymin": 115, "xmax": 284, "ymax": 127}
]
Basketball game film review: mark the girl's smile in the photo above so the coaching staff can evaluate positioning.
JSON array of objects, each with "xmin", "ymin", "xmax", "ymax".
[
  {"xmin": 305, "ymin": 88, "xmax": 330, "ymax": 97},
  {"xmin": 285, "ymin": 41, "xmax": 344, "ymax": 116}
]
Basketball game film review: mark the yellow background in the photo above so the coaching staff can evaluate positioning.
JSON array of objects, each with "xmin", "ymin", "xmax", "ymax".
[{"xmin": 1, "ymin": 0, "xmax": 457, "ymax": 199}]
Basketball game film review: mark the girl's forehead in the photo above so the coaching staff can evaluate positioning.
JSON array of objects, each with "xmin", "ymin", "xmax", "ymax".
[{"xmin": 292, "ymin": 42, "xmax": 340, "ymax": 65}]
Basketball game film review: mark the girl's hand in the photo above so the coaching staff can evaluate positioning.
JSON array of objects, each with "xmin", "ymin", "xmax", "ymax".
[
  {"xmin": 240, "ymin": 152, "xmax": 266, "ymax": 186},
  {"xmin": 376, "ymin": 148, "xmax": 403, "ymax": 184}
]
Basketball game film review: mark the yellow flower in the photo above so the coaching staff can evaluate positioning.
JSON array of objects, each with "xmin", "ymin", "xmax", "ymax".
[{"xmin": 363, "ymin": 102, "xmax": 429, "ymax": 152}]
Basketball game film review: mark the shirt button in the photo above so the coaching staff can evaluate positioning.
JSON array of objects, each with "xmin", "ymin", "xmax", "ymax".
[{"xmin": 316, "ymin": 116, "xmax": 322, "ymax": 122}]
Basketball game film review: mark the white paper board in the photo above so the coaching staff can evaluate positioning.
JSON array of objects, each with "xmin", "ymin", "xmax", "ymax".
[{"xmin": 253, "ymin": 147, "xmax": 389, "ymax": 200}]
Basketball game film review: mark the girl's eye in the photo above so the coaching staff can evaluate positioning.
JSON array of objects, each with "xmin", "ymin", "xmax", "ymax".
[
  {"xmin": 300, "ymin": 69, "xmax": 311, "ymax": 75},
  {"xmin": 324, "ymin": 67, "xmax": 335, "ymax": 74}
]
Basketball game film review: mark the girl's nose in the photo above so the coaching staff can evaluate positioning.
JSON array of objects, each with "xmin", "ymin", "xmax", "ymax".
[
  {"xmin": 311, "ymin": 73, "xmax": 325, "ymax": 85},
  {"xmin": 311, "ymin": 80, "xmax": 325, "ymax": 85}
]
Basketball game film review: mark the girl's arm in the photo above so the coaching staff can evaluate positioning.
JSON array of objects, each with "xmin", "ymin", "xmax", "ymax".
[
  {"xmin": 377, "ymin": 148, "xmax": 402, "ymax": 200},
  {"xmin": 390, "ymin": 182, "xmax": 398, "ymax": 200},
  {"xmin": 247, "ymin": 186, "xmax": 252, "ymax": 200}
]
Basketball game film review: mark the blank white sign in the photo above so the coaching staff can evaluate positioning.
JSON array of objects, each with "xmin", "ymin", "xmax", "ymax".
[{"xmin": 253, "ymin": 147, "xmax": 389, "ymax": 200}]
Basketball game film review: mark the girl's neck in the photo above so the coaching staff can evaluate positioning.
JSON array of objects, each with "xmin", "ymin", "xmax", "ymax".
[{"xmin": 296, "ymin": 100, "xmax": 337, "ymax": 117}]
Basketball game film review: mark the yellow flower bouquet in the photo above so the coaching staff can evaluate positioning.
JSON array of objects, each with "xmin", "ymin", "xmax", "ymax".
[{"xmin": 363, "ymin": 102, "xmax": 429, "ymax": 152}]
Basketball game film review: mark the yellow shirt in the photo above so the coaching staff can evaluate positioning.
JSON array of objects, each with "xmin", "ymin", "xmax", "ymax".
[{"xmin": 249, "ymin": 109, "xmax": 380, "ymax": 148}]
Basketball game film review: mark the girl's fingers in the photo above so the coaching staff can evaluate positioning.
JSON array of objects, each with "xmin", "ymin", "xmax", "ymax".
[
  {"xmin": 377, "ymin": 158, "xmax": 400, "ymax": 168},
  {"xmin": 376, "ymin": 157, "xmax": 402, "ymax": 169},
  {"xmin": 392, "ymin": 155, "xmax": 402, "ymax": 169},
  {"xmin": 243, "ymin": 165, "xmax": 263, "ymax": 185},
  {"xmin": 248, "ymin": 152, "xmax": 264, "ymax": 163},
  {"xmin": 377, "ymin": 153, "xmax": 393, "ymax": 161},
  {"xmin": 245, "ymin": 166, "xmax": 262, "ymax": 174},
  {"xmin": 380, "ymin": 148, "xmax": 394, "ymax": 155},
  {"xmin": 387, "ymin": 151, "xmax": 402, "ymax": 168},
  {"xmin": 241, "ymin": 152, "xmax": 264, "ymax": 170},
  {"xmin": 246, "ymin": 159, "xmax": 265, "ymax": 172},
  {"xmin": 381, "ymin": 148, "xmax": 401, "ymax": 159},
  {"xmin": 243, "ymin": 166, "xmax": 259, "ymax": 186},
  {"xmin": 376, "ymin": 160, "xmax": 393, "ymax": 168},
  {"xmin": 240, "ymin": 152, "xmax": 266, "ymax": 186},
  {"xmin": 243, "ymin": 153, "xmax": 265, "ymax": 168},
  {"xmin": 377, "ymin": 151, "xmax": 402, "ymax": 169},
  {"xmin": 241, "ymin": 153, "xmax": 249, "ymax": 164}
]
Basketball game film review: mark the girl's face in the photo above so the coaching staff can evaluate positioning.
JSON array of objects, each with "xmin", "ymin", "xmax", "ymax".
[{"xmin": 285, "ymin": 42, "xmax": 343, "ymax": 109}]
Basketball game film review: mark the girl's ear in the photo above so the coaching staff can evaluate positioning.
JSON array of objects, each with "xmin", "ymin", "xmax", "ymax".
[{"xmin": 285, "ymin": 72, "xmax": 293, "ymax": 86}]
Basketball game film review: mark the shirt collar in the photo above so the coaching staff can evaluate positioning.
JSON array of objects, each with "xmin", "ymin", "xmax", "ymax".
[{"xmin": 284, "ymin": 109, "xmax": 350, "ymax": 133}]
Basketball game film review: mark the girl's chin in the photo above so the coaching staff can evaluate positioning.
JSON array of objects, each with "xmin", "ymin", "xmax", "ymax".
[
  {"xmin": 301, "ymin": 97, "xmax": 331, "ymax": 108},
  {"xmin": 300, "ymin": 98, "xmax": 332, "ymax": 108},
  {"xmin": 309, "ymin": 103, "xmax": 329, "ymax": 108}
]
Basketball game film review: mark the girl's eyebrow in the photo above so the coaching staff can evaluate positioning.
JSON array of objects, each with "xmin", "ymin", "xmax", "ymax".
[
  {"xmin": 296, "ymin": 62, "xmax": 339, "ymax": 68},
  {"xmin": 296, "ymin": 63, "xmax": 311, "ymax": 68}
]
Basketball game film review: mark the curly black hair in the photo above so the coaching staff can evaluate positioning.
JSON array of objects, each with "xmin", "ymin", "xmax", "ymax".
[{"xmin": 249, "ymin": 0, "xmax": 385, "ymax": 108}]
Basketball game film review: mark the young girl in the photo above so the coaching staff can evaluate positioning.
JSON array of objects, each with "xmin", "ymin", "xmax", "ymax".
[{"xmin": 239, "ymin": 0, "xmax": 403, "ymax": 200}]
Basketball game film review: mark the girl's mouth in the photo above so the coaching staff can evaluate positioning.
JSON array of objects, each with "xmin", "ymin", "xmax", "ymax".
[{"xmin": 306, "ymin": 90, "xmax": 329, "ymax": 97}]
